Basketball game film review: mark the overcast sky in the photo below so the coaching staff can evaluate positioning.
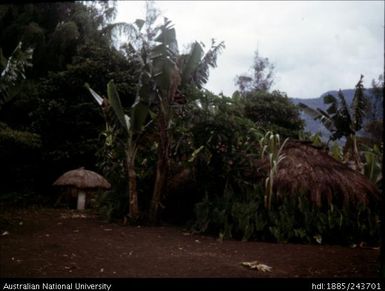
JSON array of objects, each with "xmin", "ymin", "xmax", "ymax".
[{"xmin": 115, "ymin": 1, "xmax": 384, "ymax": 99}]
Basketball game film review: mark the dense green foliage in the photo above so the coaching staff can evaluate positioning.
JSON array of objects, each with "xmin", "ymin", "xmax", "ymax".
[
  {"xmin": 0, "ymin": 2, "xmax": 136, "ymax": 204},
  {"xmin": 194, "ymin": 185, "xmax": 379, "ymax": 244},
  {"xmin": 240, "ymin": 90, "xmax": 304, "ymax": 138},
  {"xmin": 0, "ymin": 2, "xmax": 381, "ymax": 248},
  {"xmin": 0, "ymin": 42, "xmax": 33, "ymax": 108},
  {"xmin": 0, "ymin": 122, "xmax": 41, "ymax": 204},
  {"xmin": 187, "ymin": 97, "xmax": 379, "ymax": 244}
]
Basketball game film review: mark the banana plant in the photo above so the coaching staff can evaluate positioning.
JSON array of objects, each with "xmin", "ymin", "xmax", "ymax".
[
  {"xmin": 299, "ymin": 75, "xmax": 368, "ymax": 171},
  {"xmin": 135, "ymin": 17, "xmax": 180, "ymax": 222},
  {"xmin": 110, "ymin": 3, "xmax": 224, "ymax": 222},
  {"xmin": 86, "ymin": 80, "xmax": 149, "ymax": 221},
  {"xmin": 129, "ymin": 15, "xmax": 224, "ymax": 222}
]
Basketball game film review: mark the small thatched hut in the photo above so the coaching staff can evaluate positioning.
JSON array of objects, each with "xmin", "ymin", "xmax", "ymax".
[
  {"xmin": 53, "ymin": 167, "xmax": 111, "ymax": 210},
  {"xmin": 255, "ymin": 140, "xmax": 379, "ymax": 208}
]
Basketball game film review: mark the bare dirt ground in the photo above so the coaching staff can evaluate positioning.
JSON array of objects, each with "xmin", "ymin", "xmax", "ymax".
[{"xmin": 0, "ymin": 208, "xmax": 380, "ymax": 278}]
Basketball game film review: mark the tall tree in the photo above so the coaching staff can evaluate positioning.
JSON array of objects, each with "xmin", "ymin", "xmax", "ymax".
[
  {"xmin": 235, "ymin": 49, "xmax": 274, "ymax": 95},
  {"xmin": 0, "ymin": 2, "xmax": 119, "ymax": 78},
  {"xmin": 0, "ymin": 2, "xmax": 131, "ymax": 200}
]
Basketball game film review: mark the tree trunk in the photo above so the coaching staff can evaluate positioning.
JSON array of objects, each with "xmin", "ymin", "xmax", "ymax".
[
  {"xmin": 149, "ymin": 154, "xmax": 168, "ymax": 223},
  {"xmin": 351, "ymin": 135, "xmax": 363, "ymax": 172},
  {"xmin": 127, "ymin": 150, "xmax": 140, "ymax": 221},
  {"xmin": 149, "ymin": 105, "xmax": 169, "ymax": 223},
  {"xmin": 343, "ymin": 134, "xmax": 362, "ymax": 172}
]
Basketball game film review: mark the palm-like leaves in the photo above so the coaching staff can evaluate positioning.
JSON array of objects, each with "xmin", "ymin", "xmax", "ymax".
[
  {"xmin": 298, "ymin": 102, "xmax": 337, "ymax": 135},
  {"xmin": 84, "ymin": 83, "xmax": 104, "ymax": 106},
  {"xmin": 352, "ymin": 75, "xmax": 367, "ymax": 131},
  {"xmin": 334, "ymin": 90, "xmax": 353, "ymax": 139},
  {"xmin": 87, "ymin": 10, "xmax": 225, "ymax": 222},
  {"xmin": 127, "ymin": 16, "xmax": 225, "ymax": 222},
  {"xmin": 299, "ymin": 75, "xmax": 368, "ymax": 142},
  {"xmin": 260, "ymin": 131, "xmax": 288, "ymax": 209},
  {"xmin": 299, "ymin": 76, "xmax": 368, "ymax": 171},
  {"xmin": 178, "ymin": 42, "xmax": 204, "ymax": 86},
  {"xmin": 85, "ymin": 81, "xmax": 149, "ymax": 136},
  {"xmin": 0, "ymin": 42, "xmax": 33, "ymax": 110},
  {"xmin": 106, "ymin": 81, "xmax": 130, "ymax": 133},
  {"xmin": 85, "ymin": 80, "xmax": 150, "ymax": 221},
  {"xmin": 154, "ymin": 18, "xmax": 178, "ymax": 55},
  {"xmin": 193, "ymin": 39, "xmax": 225, "ymax": 88},
  {"xmin": 124, "ymin": 15, "xmax": 224, "ymax": 103},
  {"xmin": 178, "ymin": 40, "xmax": 225, "ymax": 89}
]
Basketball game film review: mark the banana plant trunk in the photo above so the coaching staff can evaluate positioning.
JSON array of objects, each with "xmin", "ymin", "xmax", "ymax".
[
  {"xmin": 126, "ymin": 148, "xmax": 140, "ymax": 221},
  {"xmin": 149, "ymin": 103, "xmax": 169, "ymax": 223},
  {"xmin": 351, "ymin": 135, "xmax": 363, "ymax": 172},
  {"xmin": 343, "ymin": 134, "xmax": 362, "ymax": 172}
]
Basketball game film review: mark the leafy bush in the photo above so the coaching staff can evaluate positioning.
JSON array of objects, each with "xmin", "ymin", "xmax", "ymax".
[
  {"xmin": 94, "ymin": 126, "xmax": 128, "ymax": 221},
  {"xmin": 242, "ymin": 90, "xmax": 304, "ymax": 138},
  {"xmin": 0, "ymin": 122, "xmax": 43, "ymax": 202},
  {"xmin": 193, "ymin": 185, "xmax": 380, "ymax": 245}
]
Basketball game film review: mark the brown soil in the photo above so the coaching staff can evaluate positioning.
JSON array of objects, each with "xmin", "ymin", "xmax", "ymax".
[{"xmin": 0, "ymin": 208, "xmax": 380, "ymax": 278}]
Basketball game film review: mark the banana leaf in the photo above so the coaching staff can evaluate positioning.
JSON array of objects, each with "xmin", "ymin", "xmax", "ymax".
[{"xmin": 107, "ymin": 80, "xmax": 129, "ymax": 133}]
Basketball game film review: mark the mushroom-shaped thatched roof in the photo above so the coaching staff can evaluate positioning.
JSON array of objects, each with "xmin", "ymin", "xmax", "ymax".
[
  {"xmin": 255, "ymin": 140, "xmax": 379, "ymax": 207},
  {"xmin": 53, "ymin": 167, "xmax": 111, "ymax": 189}
]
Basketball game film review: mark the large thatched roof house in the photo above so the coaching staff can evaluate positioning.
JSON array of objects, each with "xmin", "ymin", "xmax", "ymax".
[{"xmin": 255, "ymin": 140, "xmax": 379, "ymax": 208}]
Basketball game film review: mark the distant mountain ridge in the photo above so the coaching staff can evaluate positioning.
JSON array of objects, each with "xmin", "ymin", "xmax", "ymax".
[{"xmin": 290, "ymin": 89, "xmax": 383, "ymax": 141}]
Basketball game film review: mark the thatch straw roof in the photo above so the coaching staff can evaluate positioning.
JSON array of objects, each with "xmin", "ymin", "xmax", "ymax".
[
  {"xmin": 53, "ymin": 167, "xmax": 111, "ymax": 189},
  {"xmin": 255, "ymin": 140, "xmax": 379, "ymax": 207}
]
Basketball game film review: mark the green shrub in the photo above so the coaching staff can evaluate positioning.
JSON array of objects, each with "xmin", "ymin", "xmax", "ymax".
[{"xmin": 193, "ymin": 185, "xmax": 379, "ymax": 245}]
